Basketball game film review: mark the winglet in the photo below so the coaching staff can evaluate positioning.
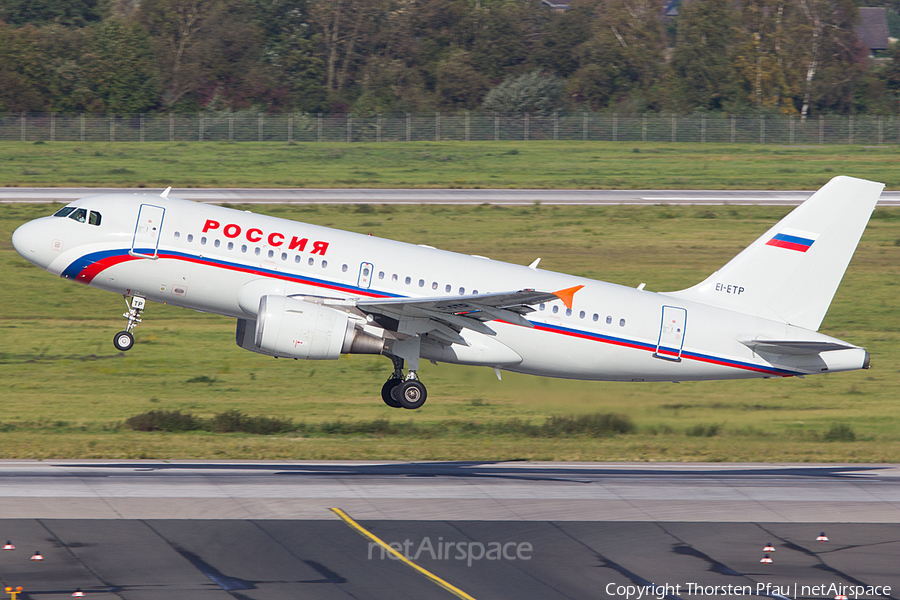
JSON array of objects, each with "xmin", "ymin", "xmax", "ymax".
[
  {"xmin": 160, "ymin": 186, "xmax": 171, "ymax": 199},
  {"xmin": 553, "ymin": 285, "xmax": 584, "ymax": 310}
]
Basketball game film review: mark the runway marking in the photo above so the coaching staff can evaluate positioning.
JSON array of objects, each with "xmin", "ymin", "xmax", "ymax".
[{"xmin": 330, "ymin": 507, "xmax": 477, "ymax": 600}]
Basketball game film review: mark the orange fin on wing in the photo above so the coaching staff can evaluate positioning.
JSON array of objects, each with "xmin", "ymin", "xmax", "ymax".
[{"xmin": 553, "ymin": 285, "xmax": 584, "ymax": 310}]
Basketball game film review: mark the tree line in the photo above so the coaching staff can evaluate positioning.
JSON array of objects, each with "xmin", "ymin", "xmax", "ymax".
[{"xmin": 2, "ymin": 0, "xmax": 900, "ymax": 116}]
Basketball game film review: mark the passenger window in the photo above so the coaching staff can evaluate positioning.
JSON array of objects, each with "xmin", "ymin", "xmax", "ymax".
[
  {"xmin": 267, "ymin": 249, "xmax": 274, "ymax": 258},
  {"xmin": 579, "ymin": 311, "xmax": 585, "ymax": 319},
  {"xmin": 88, "ymin": 211, "xmax": 101, "ymax": 226},
  {"xmin": 281, "ymin": 252, "xmax": 287, "ymax": 261},
  {"xmin": 418, "ymin": 279, "xmax": 425, "ymax": 287},
  {"xmin": 363, "ymin": 267, "xmax": 370, "ymax": 276},
  {"xmin": 308, "ymin": 257, "xmax": 314, "ymax": 265},
  {"xmin": 552, "ymin": 306, "xmax": 559, "ymax": 314},
  {"xmin": 592, "ymin": 313, "xmax": 599, "ymax": 322},
  {"xmin": 214, "ymin": 239, "xmax": 220, "ymax": 248},
  {"xmin": 174, "ymin": 231, "xmax": 181, "ymax": 240},
  {"xmin": 445, "ymin": 284, "xmax": 451, "ymax": 293},
  {"xmin": 379, "ymin": 272, "xmax": 385, "ymax": 279},
  {"xmin": 322, "ymin": 260, "xmax": 328, "ymax": 268},
  {"xmin": 241, "ymin": 244, "xmax": 247, "ymax": 253},
  {"xmin": 68, "ymin": 208, "xmax": 87, "ymax": 223},
  {"xmin": 432, "ymin": 282, "xmax": 438, "ymax": 290},
  {"xmin": 473, "ymin": 290, "xmax": 478, "ymax": 294},
  {"xmin": 255, "ymin": 247, "xmax": 261, "ymax": 256},
  {"xmin": 566, "ymin": 309, "xmax": 572, "ymax": 317},
  {"xmin": 619, "ymin": 318, "xmax": 626, "ymax": 327},
  {"xmin": 405, "ymin": 277, "xmax": 411, "ymax": 285},
  {"xmin": 606, "ymin": 316, "xmax": 612, "ymax": 324},
  {"xmin": 187, "ymin": 234, "xmax": 194, "ymax": 242},
  {"xmin": 392, "ymin": 274, "xmax": 398, "ymax": 282},
  {"xmin": 294, "ymin": 255, "xmax": 301, "ymax": 263},
  {"xmin": 539, "ymin": 303, "xmax": 545, "ymax": 311},
  {"xmin": 459, "ymin": 287, "xmax": 465, "ymax": 295},
  {"xmin": 342, "ymin": 264, "xmax": 348, "ymax": 273},
  {"xmin": 227, "ymin": 242, "xmax": 233, "ymax": 250},
  {"xmin": 53, "ymin": 207, "xmax": 76, "ymax": 218},
  {"xmin": 200, "ymin": 237, "xmax": 207, "ymax": 245}
]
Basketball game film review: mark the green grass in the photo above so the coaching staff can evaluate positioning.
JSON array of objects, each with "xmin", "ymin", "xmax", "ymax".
[
  {"xmin": 2, "ymin": 202, "xmax": 900, "ymax": 461},
  {"xmin": 2, "ymin": 141, "xmax": 900, "ymax": 189}
]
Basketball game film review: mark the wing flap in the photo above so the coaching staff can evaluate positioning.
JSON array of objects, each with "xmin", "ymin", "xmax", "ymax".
[{"xmin": 741, "ymin": 340, "xmax": 859, "ymax": 355}]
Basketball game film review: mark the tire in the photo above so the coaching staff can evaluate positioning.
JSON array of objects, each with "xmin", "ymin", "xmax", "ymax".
[
  {"xmin": 113, "ymin": 331, "xmax": 134, "ymax": 352},
  {"xmin": 395, "ymin": 380, "xmax": 427, "ymax": 410},
  {"xmin": 381, "ymin": 379, "xmax": 403, "ymax": 408}
]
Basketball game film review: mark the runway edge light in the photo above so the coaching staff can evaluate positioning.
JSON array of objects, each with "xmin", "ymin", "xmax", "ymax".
[
  {"xmin": 817, "ymin": 532, "xmax": 829, "ymax": 542},
  {"xmin": 30, "ymin": 551, "xmax": 43, "ymax": 561},
  {"xmin": 760, "ymin": 554, "xmax": 773, "ymax": 564},
  {"xmin": 763, "ymin": 543, "xmax": 775, "ymax": 552},
  {"xmin": 72, "ymin": 589, "xmax": 85, "ymax": 598},
  {"xmin": 2, "ymin": 541, "xmax": 13, "ymax": 551}
]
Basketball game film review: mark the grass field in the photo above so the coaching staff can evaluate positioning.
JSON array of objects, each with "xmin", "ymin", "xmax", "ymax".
[
  {"xmin": 2, "ymin": 141, "xmax": 900, "ymax": 189},
  {"xmin": 2, "ymin": 200, "xmax": 899, "ymax": 461}
]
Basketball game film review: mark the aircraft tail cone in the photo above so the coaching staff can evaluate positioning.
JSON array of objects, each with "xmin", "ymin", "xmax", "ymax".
[
  {"xmin": 31, "ymin": 551, "xmax": 43, "ymax": 561},
  {"xmin": 760, "ymin": 554, "xmax": 773, "ymax": 563}
]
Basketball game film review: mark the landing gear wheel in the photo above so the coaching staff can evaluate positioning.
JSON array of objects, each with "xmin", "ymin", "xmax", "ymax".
[
  {"xmin": 381, "ymin": 379, "xmax": 403, "ymax": 408},
  {"xmin": 394, "ymin": 380, "xmax": 427, "ymax": 410},
  {"xmin": 113, "ymin": 331, "xmax": 134, "ymax": 351}
]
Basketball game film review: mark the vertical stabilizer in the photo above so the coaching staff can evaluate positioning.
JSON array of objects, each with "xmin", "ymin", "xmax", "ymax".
[{"xmin": 666, "ymin": 176, "xmax": 883, "ymax": 331}]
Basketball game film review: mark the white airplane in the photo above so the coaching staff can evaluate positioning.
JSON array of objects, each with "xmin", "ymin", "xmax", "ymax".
[{"xmin": 11, "ymin": 176, "xmax": 882, "ymax": 410}]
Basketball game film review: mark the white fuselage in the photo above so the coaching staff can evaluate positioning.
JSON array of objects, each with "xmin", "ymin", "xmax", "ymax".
[{"xmin": 12, "ymin": 194, "xmax": 868, "ymax": 383}]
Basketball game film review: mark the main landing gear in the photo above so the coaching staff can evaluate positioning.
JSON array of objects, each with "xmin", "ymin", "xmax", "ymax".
[
  {"xmin": 381, "ymin": 355, "xmax": 427, "ymax": 410},
  {"xmin": 113, "ymin": 296, "xmax": 145, "ymax": 352}
]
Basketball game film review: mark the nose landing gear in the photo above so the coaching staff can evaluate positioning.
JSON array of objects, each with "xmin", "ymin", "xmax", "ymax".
[{"xmin": 113, "ymin": 296, "xmax": 145, "ymax": 352}]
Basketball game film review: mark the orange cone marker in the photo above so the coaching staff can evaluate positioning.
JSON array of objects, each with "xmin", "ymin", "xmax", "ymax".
[
  {"xmin": 30, "ymin": 551, "xmax": 43, "ymax": 561},
  {"xmin": 760, "ymin": 554, "xmax": 773, "ymax": 563}
]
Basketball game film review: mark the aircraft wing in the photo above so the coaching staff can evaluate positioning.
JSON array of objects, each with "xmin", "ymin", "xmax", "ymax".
[
  {"xmin": 354, "ymin": 286, "xmax": 582, "ymax": 345},
  {"xmin": 740, "ymin": 340, "xmax": 859, "ymax": 355}
]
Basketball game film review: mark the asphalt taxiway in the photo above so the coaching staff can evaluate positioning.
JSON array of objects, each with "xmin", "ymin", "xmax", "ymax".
[
  {"xmin": 0, "ymin": 461, "xmax": 898, "ymax": 599},
  {"xmin": 2, "ymin": 187, "xmax": 900, "ymax": 206}
]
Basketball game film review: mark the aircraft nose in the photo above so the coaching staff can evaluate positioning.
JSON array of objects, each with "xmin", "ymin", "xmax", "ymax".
[{"xmin": 12, "ymin": 220, "xmax": 47, "ymax": 268}]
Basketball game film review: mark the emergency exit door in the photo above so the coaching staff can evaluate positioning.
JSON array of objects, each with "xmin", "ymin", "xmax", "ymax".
[
  {"xmin": 654, "ymin": 306, "xmax": 687, "ymax": 361},
  {"xmin": 131, "ymin": 204, "xmax": 165, "ymax": 258}
]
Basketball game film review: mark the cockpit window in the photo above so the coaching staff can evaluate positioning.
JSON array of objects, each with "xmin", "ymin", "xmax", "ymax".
[
  {"xmin": 88, "ymin": 211, "xmax": 101, "ymax": 226},
  {"xmin": 68, "ymin": 208, "xmax": 88, "ymax": 223},
  {"xmin": 53, "ymin": 207, "xmax": 76, "ymax": 218}
]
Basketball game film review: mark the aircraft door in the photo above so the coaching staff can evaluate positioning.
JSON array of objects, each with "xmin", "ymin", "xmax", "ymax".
[
  {"xmin": 654, "ymin": 305, "xmax": 687, "ymax": 361},
  {"xmin": 358, "ymin": 262, "xmax": 373, "ymax": 289},
  {"xmin": 132, "ymin": 204, "xmax": 165, "ymax": 258}
]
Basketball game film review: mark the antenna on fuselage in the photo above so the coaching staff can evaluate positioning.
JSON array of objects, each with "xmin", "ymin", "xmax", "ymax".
[{"xmin": 160, "ymin": 186, "xmax": 171, "ymax": 199}]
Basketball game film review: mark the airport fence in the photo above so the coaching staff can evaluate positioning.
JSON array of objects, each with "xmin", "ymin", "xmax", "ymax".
[{"xmin": 1, "ymin": 112, "xmax": 898, "ymax": 145}]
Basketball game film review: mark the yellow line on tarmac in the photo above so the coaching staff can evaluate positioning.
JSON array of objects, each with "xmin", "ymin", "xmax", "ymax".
[{"xmin": 330, "ymin": 507, "xmax": 477, "ymax": 600}]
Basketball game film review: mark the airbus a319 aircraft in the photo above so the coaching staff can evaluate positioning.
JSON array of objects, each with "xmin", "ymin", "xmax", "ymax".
[{"xmin": 12, "ymin": 176, "xmax": 882, "ymax": 409}]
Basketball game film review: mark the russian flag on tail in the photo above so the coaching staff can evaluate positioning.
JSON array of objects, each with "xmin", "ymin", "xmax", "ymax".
[{"xmin": 765, "ymin": 228, "xmax": 818, "ymax": 253}]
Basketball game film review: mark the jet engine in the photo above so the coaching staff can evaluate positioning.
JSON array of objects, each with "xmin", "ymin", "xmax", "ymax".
[{"xmin": 235, "ymin": 295, "xmax": 384, "ymax": 360}]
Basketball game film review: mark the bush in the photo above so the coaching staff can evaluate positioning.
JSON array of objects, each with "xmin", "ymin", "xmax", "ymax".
[
  {"xmin": 205, "ymin": 410, "xmax": 295, "ymax": 434},
  {"xmin": 685, "ymin": 424, "xmax": 721, "ymax": 437},
  {"xmin": 823, "ymin": 423, "xmax": 856, "ymax": 442},
  {"xmin": 540, "ymin": 413, "xmax": 635, "ymax": 437},
  {"xmin": 124, "ymin": 410, "xmax": 201, "ymax": 432}
]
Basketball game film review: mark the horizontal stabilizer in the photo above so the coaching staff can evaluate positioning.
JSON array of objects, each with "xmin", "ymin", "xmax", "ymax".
[{"xmin": 741, "ymin": 340, "xmax": 858, "ymax": 355}]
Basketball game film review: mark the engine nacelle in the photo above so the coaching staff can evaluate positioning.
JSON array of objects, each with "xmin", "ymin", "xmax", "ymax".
[{"xmin": 236, "ymin": 295, "xmax": 384, "ymax": 360}]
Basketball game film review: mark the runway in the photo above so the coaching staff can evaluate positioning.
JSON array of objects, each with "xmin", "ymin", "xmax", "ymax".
[
  {"xmin": 0, "ymin": 462, "xmax": 898, "ymax": 599},
  {"xmin": 2, "ymin": 187, "xmax": 900, "ymax": 206}
]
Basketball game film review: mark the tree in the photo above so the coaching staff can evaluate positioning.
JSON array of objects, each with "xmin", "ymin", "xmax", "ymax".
[
  {"xmin": 670, "ymin": 0, "xmax": 739, "ymax": 111},
  {"xmin": 0, "ymin": 0, "xmax": 102, "ymax": 27},
  {"xmin": 88, "ymin": 19, "xmax": 159, "ymax": 113},
  {"xmin": 481, "ymin": 70, "xmax": 564, "ymax": 114}
]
